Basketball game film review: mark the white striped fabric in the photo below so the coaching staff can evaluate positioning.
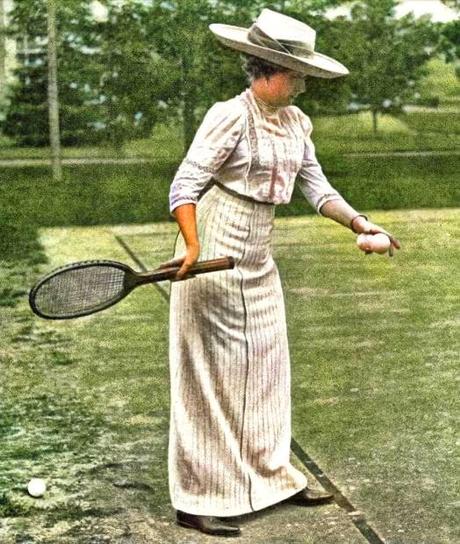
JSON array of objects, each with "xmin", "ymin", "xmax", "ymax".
[{"xmin": 168, "ymin": 184, "xmax": 308, "ymax": 517}]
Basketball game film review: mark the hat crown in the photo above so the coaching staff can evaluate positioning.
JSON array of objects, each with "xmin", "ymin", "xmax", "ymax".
[{"xmin": 256, "ymin": 8, "xmax": 316, "ymax": 50}]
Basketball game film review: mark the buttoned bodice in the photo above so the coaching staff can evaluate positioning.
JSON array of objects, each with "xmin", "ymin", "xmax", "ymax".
[{"xmin": 169, "ymin": 87, "xmax": 344, "ymax": 215}]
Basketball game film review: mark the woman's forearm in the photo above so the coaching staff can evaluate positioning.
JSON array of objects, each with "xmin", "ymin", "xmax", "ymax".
[
  {"xmin": 319, "ymin": 199, "xmax": 366, "ymax": 231},
  {"xmin": 172, "ymin": 203, "xmax": 200, "ymax": 248},
  {"xmin": 320, "ymin": 198, "xmax": 401, "ymax": 255}
]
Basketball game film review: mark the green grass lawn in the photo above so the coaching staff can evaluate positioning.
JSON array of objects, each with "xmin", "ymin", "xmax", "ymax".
[
  {"xmin": 312, "ymin": 108, "xmax": 460, "ymax": 154},
  {"xmin": 1, "ymin": 209, "xmax": 458, "ymax": 543},
  {"xmin": 0, "ymin": 123, "xmax": 184, "ymax": 161},
  {"xmin": 398, "ymin": 110, "xmax": 460, "ymax": 135},
  {"xmin": 280, "ymin": 209, "xmax": 459, "ymax": 544}
]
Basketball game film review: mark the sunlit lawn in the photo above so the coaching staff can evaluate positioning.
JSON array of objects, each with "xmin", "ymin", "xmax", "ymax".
[
  {"xmin": 313, "ymin": 110, "xmax": 460, "ymax": 154},
  {"xmin": 0, "ymin": 123, "xmax": 184, "ymax": 161},
  {"xmin": 399, "ymin": 109, "xmax": 460, "ymax": 134}
]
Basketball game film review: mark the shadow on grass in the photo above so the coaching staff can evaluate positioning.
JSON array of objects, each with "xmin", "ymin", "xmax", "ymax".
[{"xmin": 0, "ymin": 220, "xmax": 46, "ymax": 266}]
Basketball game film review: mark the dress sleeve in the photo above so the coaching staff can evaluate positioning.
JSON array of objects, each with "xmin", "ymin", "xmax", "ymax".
[
  {"xmin": 169, "ymin": 100, "xmax": 245, "ymax": 214},
  {"xmin": 296, "ymin": 111, "xmax": 345, "ymax": 216}
]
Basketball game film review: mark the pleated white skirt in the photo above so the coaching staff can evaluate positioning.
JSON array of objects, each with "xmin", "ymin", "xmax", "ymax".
[{"xmin": 168, "ymin": 183, "xmax": 308, "ymax": 517}]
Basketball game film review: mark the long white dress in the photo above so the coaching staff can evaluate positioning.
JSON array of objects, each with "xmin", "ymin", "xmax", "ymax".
[{"xmin": 168, "ymin": 87, "xmax": 345, "ymax": 517}]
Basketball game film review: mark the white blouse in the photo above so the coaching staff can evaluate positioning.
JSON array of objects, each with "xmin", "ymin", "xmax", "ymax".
[{"xmin": 169, "ymin": 87, "xmax": 345, "ymax": 215}]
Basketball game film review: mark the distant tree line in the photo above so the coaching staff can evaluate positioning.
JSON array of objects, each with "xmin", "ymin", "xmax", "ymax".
[{"xmin": 0, "ymin": 0, "xmax": 454, "ymax": 148}]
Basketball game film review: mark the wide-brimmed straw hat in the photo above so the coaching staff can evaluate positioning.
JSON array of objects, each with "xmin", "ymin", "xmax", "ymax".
[{"xmin": 209, "ymin": 8, "xmax": 349, "ymax": 79}]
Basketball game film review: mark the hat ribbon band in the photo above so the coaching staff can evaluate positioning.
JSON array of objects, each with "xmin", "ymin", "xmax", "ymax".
[{"xmin": 247, "ymin": 24, "xmax": 314, "ymax": 59}]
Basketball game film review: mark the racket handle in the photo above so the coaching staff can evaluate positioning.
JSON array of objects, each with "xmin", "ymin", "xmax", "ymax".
[
  {"xmin": 139, "ymin": 256, "xmax": 235, "ymax": 283},
  {"xmin": 189, "ymin": 256, "xmax": 235, "ymax": 275}
]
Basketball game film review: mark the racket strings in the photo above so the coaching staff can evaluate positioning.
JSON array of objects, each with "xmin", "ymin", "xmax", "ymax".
[{"xmin": 33, "ymin": 266, "xmax": 127, "ymax": 317}]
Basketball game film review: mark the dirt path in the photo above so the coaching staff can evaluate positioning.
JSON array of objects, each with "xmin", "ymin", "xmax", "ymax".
[
  {"xmin": 0, "ymin": 157, "xmax": 155, "ymax": 167},
  {"xmin": 0, "ymin": 149, "xmax": 459, "ymax": 168},
  {"xmin": 345, "ymin": 150, "xmax": 460, "ymax": 158}
]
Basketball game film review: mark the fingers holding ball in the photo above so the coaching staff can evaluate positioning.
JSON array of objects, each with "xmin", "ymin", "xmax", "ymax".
[{"xmin": 357, "ymin": 233, "xmax": 392, "ymax": 255}]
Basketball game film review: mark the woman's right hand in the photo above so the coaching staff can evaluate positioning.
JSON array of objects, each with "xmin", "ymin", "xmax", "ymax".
[
  {"xmin": 166, "ymin": 203, "xmax": 201, "ymax": 280},
  {"xmin": 158, "ymin": 242, "xmax": 200, "ymax": 281},
  {"xmin": 352, "ymin": 216, "xmax": 401, "ymax": 257}
]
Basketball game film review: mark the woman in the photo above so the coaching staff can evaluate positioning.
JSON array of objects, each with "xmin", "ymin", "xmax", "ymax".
[{"xmin": 164, "ymin": 8, "xmax": 400, "ymax": 538}]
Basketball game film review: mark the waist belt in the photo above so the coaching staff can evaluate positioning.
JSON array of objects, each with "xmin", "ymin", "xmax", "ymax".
[{"xmin": 211, "ymin": 180, "xmax": 275, "ymax": 206}]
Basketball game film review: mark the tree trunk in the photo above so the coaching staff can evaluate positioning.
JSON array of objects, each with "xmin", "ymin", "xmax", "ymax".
[
  {"xmin": 47, "ymin": 0, "xmax": 62, "ymax": 181},
  {"xmin": 0, "ymin": 0, "xmax": 6, "ymax": 98},
  {"xmin": 181, "ymin": 52, "xmax": 197, "ymax": 153},
  {"xmin": 372, "ymin": 109, "xmax": 378, "ymax": 133}
]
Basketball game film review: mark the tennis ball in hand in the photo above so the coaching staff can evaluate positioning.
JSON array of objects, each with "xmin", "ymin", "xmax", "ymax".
[
  {"xmin": 27, "ymin": 478, "xmax": 47, "ymax": 498},
  {"xmin": 356, "ymin": 233, "xmax": 391, "ymax": 254}
]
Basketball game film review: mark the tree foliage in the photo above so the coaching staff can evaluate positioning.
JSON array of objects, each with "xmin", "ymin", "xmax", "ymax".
[
  {"xmin": 438, "ymin": 19, "xmax": 460, "ymax": 68},
  {"xmin": 2, "ymin": 0, "xmax": 346, "ymax": 148},
  {"xmin": 148, "ymin": 0, "xmax": 345, "ymax": 148},
  {"xmin": 2, "ymin": 0, "xmax": 442, "ymax": 145},
  {"xmin": 92, "ymin": 1, "xmax": 177, "ymax": 148},
  {"xmin": 3, "ymin": 0, "xmax": 102, "ymax": 146},
  {"xmin": 335, "ymin": 0, "xmax": 439, "ymax": 131}
]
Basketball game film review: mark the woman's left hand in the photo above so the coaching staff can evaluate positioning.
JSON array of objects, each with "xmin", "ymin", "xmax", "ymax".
[{"xmin": 352, "ymin": 216, "xmax": 401, "ymax": 257}]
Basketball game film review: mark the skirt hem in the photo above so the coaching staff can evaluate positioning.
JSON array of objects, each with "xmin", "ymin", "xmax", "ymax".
[{"xmin": 171, "ymin": 478, "xmax": 308, "ymax": 517}]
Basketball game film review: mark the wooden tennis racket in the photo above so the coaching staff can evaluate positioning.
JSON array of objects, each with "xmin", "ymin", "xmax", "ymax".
[{"xmin": 29, "ymin": 257, "xmax": 234, "ymax": 320}]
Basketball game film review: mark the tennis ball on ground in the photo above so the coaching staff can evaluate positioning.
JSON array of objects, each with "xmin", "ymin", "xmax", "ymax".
[
  {"xmin": 357, "ymin": 233, "xmax": 391, "ymax": 254},
  {"xmin": 27, "ymin": 478, "xmax": 47, "ymax": 498}
]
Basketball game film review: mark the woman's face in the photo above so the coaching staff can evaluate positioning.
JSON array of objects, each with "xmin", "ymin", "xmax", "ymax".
[{"xmin": 266, "ymin": 70, "xmax": 306, "ymax": 106}]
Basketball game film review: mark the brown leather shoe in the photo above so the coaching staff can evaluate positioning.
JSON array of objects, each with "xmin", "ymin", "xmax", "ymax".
[
  {"xmin": 284, "ymin": 487, "xmax": 334, "ymax": 506},
  {"xmin": 176, "ymin": 510, "xmax": 241, "ymax": 537}
]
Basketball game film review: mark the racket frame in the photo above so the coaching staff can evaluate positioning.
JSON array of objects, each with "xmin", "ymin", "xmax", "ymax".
[
  {"xmin": 29, "ymin": 260, "xmax": 137, "ymax": 320},
  {"xmin": 29, "ymin": 257, "xmax": 235, "ymax": 320}
]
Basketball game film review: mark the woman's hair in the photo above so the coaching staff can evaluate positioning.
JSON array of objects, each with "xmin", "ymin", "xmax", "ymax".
[{"xmin": 241, "ymin": 54, "xmax": 290, "ymax": 83}]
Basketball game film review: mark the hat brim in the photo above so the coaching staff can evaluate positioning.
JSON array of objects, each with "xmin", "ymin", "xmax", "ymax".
[{"xmin": 210, "ymin": 24, "xmax": 349, "ymax": 79}]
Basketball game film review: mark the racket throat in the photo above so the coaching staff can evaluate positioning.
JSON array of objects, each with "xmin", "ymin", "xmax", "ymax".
[{"xmin": 134, "ymin": 267, "xmax": 179, "ymax": 285}]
